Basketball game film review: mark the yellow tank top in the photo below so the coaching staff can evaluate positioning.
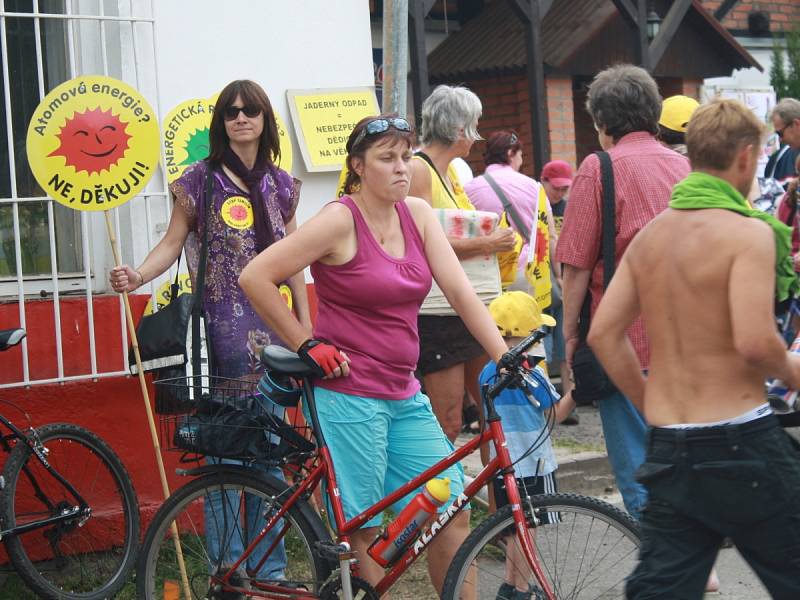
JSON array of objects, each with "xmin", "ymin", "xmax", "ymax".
[{"xmin": 413, "ymin": 155, "xmax": 474, "ymax": 210}]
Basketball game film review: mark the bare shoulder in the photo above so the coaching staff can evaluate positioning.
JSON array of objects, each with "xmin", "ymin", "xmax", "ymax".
[
  {"xmin": 731, "ymin": 212, "xmax": 772, "ymax": 238},
  {"xmin": 408, "ymin": 158, "xmax": 429, "ymax": 180},
  {"xmin": 403, "ymin": 196, "xmax": 433, "ymax": 237},
  {"xmin": 307, "ymin": 201, "xmax": 354, "ymax": 235},
  {"xmin": 710, "ymin": 210, "xmax": 773, "ymax": 253},
  {"xmin": 404, "ymin": 195, "xmax": 433, "ymax": 215},
  {"xmin": 408, "ymin": 158, "xmax": 433, "ymax": 200}
]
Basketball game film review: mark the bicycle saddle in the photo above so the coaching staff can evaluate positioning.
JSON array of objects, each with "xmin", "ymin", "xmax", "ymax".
[
  {"xmin": 260, "ymin": 345, "xmax": 315, "ymax": 377},
  {"xmin": 0, "ymin": 328, "xmax": 25, "ymax": 351}
]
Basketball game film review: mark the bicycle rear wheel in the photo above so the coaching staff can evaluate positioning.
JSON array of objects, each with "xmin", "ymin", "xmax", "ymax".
[
  {"xmin": 0, "ymin": 423, "xmax": 140, "ymax": 600},
  {"xmin": 137, "ymin": 469, "xmax": 333, "ymax": 599},
  {"xmin": 442, "ymin": 493, "xmax": 640, "ymax": 600}
]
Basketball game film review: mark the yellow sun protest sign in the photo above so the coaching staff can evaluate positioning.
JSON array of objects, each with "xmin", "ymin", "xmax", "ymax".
[{"xmin": 26, "ymin": 75, "xmax": 160, "ymax": 211}]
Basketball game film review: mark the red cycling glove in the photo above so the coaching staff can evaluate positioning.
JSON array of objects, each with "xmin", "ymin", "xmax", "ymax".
[{"xmin": 297, "ymin": 339, "xmax": 346, "ymax": 377}]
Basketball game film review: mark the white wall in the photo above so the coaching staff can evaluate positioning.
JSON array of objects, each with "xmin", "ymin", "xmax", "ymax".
[{"xmin": 153, "ymin": 0, "xmax": 375, "ymax": 228}]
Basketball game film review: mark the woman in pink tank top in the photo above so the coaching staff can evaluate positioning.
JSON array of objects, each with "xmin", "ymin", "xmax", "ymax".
[{"xmin": 240, "ymin": 114, "xmax": 507, "ymax": 592}]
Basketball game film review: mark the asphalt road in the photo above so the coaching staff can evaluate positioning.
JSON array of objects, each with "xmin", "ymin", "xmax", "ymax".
[{"xmin": 709, "ymin": 548, "xmax": 770, "ymax": 599}]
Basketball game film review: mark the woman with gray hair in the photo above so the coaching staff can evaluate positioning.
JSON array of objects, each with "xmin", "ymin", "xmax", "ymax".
[{"xmin": 409, "ymin": 84, "xmax": 515, "ymax": 442}]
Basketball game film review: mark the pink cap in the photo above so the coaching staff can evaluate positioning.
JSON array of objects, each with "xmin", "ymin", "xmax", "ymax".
[{"xmin": 541, "ymin": 160, "xmax": 573, "ymax": 188}]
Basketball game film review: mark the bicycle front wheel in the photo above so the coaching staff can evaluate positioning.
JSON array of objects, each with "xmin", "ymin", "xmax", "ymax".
[
  {"xmin": 0, "ymin": 423, "xmax": 140, "ymax": 600},
  {"xmin": 443, "ymin": 493, "xmax": 640, "ymax": 600},
  {"xmin": 137, "ymin": 469, "xmax": 333, "ymax": 599}
]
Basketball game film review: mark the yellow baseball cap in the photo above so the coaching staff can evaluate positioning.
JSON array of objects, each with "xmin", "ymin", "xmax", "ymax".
[
  {"xmin": 659, "ymin": 95, "xmax": 700, "ymax": 133},
  {"xmin": 489, "ymin": 291, "xmax": 556, "ymax": 337}
]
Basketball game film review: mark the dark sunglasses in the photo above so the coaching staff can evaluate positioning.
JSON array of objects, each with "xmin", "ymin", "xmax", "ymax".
[
  {"xmin": 223, "ymin": 105, "xmax": 262, "ymax": 121},
  {"xmin": 351, "ymin": 117, "xmax": 412, "ymax": 147}
]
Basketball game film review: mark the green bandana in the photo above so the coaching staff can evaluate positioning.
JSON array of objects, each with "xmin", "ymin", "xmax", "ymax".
[{"xmin": 669, "ymin": 171, "xmax": 798, "ymax": 302}]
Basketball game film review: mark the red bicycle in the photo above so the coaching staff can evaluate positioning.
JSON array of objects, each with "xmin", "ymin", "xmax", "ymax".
[{"xmin": 137, "ymin": 330, "xmax": 640, "ymax": 599}]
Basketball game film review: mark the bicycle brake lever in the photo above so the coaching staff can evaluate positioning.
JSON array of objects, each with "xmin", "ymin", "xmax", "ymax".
[
  {"xmin": 520, "ymin": 371, "xmax": 541, "ymax": 408},
  {"xmin": 524, "ymin": 387, "xmax": 541, "ymax": 409}
]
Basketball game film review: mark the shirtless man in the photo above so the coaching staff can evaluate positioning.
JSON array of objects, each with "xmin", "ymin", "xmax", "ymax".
[{"xmin": 589, "ymin": 99, "xmax": 800, "ymax": 599}]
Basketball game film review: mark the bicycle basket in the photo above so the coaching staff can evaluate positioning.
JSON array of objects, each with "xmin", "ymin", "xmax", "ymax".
[
  {"xmin": 156, "ymin": 375, "xmax": 315, "ymax": 462},
  {"xmin": 152, "ymin": 365, "xmax": 193, "ymax": 414}
]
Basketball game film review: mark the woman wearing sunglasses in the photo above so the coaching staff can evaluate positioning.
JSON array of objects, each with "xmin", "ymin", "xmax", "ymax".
[
  {"xmin": 109, "ymin": 79, "xmax": 310, "ymax": 579},
  {"xmin": 239, "ymin": 113, "xmax": 508, "ymax": 592},
  {"xmin": 408, "ymin": 85, "xmax": 517, "ymax": 443}
]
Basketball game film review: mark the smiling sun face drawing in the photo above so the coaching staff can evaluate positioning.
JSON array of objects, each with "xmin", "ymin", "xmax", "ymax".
[
  {"xmin": 48, "ymin": 107, "xmax": 131, "ymax": 175},
  {"xmin": 26, "ymin": 75, "xmax": 160, "ymax": 211}
]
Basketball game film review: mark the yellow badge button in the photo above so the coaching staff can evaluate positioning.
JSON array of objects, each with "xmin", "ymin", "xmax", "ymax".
[
  {"xmin": 279, "ymin": 284, "xmax": 293, "ymax": 310},
  {"xmin": 221, "ymin": 196, "xmax": 254, "ymax": 230}
]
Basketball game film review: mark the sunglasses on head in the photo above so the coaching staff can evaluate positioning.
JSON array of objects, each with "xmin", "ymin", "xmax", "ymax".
[
  {"xmin": 223, "ymin": 105, "xmax": 262, "ymax": 121},
  {"xmin": 351, "ymin": 117, "xmax": 412, "ymax": 148}
]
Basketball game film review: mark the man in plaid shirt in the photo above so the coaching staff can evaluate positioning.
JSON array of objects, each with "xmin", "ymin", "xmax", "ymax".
[{"xmin": 556, "ymin": 64, "xmax": 689, "ymax": 519}]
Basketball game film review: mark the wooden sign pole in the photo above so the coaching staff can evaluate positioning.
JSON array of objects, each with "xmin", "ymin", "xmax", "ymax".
[{"xmin": 104, "ymin": 212, "xmax": 192, "ymax": 599}]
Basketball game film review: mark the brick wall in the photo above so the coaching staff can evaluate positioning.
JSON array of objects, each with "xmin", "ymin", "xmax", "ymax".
[
  {"xmin": 463, "ymin": 74, "xmax": 577, "ymax": 179},
  {"xmin": 573, "ymin": 77, "xmax": 596, "ymax": 166},
  {"xmin": 545, "ymin": 76, "xmax": 578, "ymax": 172},
  {"xmin": 701, "ymin": 1, "xmax": 799, "ymax": 34},
  {"xmin": 464, "ymin": 72, "xmax": 701, "ymax": 174},
  {"xmin": 681, "ymin": 79, "xmax": 704, "ymax": 100}
]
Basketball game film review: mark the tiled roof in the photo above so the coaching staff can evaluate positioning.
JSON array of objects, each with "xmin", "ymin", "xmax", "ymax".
[{"xmin": 427, "ymin": 0, "xmax": 758, "ymax": 80}]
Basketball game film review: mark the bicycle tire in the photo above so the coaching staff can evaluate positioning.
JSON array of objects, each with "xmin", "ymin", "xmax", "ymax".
[
  {"xmin": 137, "ymin": 468, "xmax": 333, "ymax": 599},
  {"xmin": 442, "ymin": 493, "xmax": 641, "ymax": 600},
  {"xmin": 0, "ymin": 423, "xmax": 140, "ymax": 600}
]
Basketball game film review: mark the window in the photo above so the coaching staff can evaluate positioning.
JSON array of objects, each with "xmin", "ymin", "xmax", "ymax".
[
  {"xmin": 0, "ymin": 0, "xmax": 166, "ymax": 387},
  {"xmin": 0, "ymin": 0, "xmax": 84, "ymax": 282}
]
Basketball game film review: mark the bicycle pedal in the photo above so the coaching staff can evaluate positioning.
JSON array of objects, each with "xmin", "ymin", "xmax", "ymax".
[{"xmin": 315, "ymin": 541, "xmax": 354, "ymax": 560}]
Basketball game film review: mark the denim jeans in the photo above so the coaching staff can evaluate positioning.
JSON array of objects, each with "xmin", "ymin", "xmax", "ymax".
[
  {"xmin": 205, "ymin": 457, "xmax": 287, "ymax": 578},
  {"xmin": 627, "ymin": 416, "xmax": 800, "ymax": 599},
  {"xmin": 597, "ymin": 390, "xmax": 648, "ymax": 519}
]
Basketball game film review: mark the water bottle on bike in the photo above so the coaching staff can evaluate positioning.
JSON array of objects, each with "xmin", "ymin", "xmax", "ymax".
[{"xmin": 367, "ymin": 477, "xmax": 451, "ymax": 567}]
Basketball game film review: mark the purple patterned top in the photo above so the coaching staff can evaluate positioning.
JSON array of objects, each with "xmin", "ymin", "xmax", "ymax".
[{"xmin": 170, "ymin": 160, "xmax": 301, "ymax": 378}]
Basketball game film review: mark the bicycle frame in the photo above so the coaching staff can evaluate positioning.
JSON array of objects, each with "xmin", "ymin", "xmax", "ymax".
[
  {"xmin": 221, "ymin": 373, "xmax": 556, "ymax": 600},
  {"xmin": 0, "ymin": 414, "xmax": 90, "ymax": 539}
]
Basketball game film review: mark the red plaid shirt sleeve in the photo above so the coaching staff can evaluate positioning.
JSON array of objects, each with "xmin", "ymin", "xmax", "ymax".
[{"xmin": 555, "ymin": 154, "xmax": 602, "ymax": 269}]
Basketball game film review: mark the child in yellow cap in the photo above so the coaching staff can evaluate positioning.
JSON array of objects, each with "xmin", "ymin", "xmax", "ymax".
[
  {"xmin": 657, "ymin": 95, "xmax": 699, "ymax": 156},
  {"xmin": 480, "ymin": 291, "xmax": 576, "ymax": 600}
]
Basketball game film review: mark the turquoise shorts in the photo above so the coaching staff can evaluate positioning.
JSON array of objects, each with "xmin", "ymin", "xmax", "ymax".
[{"xmin": 309, "ymin": 387, "xmax": 466, "ymax": 529}]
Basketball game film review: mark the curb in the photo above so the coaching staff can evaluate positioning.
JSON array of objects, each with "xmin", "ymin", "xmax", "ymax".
[
  {"xmin": 555, "ymin": 451, "xmax": 617, "ymax": 497},
  {"xmin": 457, "ymin": 437, "xmax": 617, "ymax": 498}
]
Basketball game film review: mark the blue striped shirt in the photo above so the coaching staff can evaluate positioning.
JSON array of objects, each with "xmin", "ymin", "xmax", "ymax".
[{"xmin": 479, "ymin": 362, "xmax": 560, "ymax": 477}]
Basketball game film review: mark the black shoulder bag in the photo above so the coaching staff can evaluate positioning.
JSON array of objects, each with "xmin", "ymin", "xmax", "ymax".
[
  {"xmin": 130, "ymin": 164, "xmax": 214, "ymax": 412},
  {"xmin": 571, "ymin": 151, "xmax": 619, "ymax": 405}
]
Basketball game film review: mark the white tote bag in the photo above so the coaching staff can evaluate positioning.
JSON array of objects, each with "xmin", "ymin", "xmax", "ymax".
[{"xmin": 419, "ymin": 209, "xmax": 502, "ymax": 316}]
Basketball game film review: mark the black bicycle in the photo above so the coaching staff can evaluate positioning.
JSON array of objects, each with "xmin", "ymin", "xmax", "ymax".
[{"xmin": 0, "ymin": 328, "xmax": 140, "ymax": 599}]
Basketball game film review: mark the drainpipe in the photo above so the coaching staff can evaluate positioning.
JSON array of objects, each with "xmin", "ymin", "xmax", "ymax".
[{"xmin": 382, "ymin": 0, "xmax": 409, "ymax": 115}]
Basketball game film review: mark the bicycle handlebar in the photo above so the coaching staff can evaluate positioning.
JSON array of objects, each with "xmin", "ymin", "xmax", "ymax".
[{"xmin": 487, "ymin": 328, "xmax": 549, "ymax": 400}]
